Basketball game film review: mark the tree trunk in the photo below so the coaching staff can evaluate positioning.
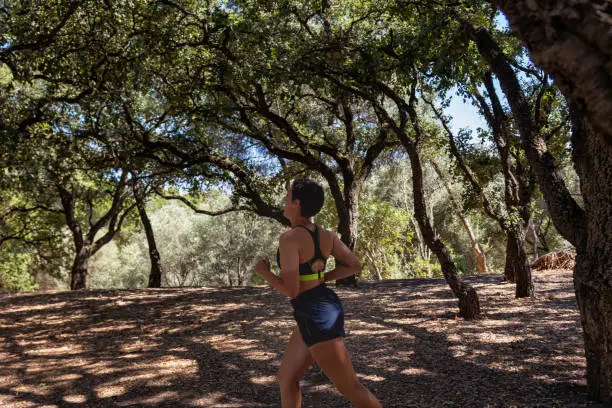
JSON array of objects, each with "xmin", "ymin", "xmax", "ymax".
[
  {"xmin": 390, "ymin": 76, "xmax": 481, "ymax": 319},
  {"xmin": 237, "ymin": 258, "xmax": 243, "ymax": 286},
  {"xmin": 336, "ymin": 207, "xmax": 357, "ymax": 250},
  {"xmin": 570, "ymin": 108, "xmax": 612, "ymax": 402},
  {"xmin": 406, "ymin": 142, "xmax": 481, "ymax": 319},
  {"xmin": 503, "ymin": 236, "xmax": 517, "ymax": 283},
  {"xmin": 335, "ymin": 184, "xmax": 359, "ymax": 286},
  {"xmin": 505, "ymin": 227, "xmax": 534, "ymax": 297},
  {"xmin": 70, "ymin": 245, "xmax": 90, "ymax": 290},
  {"xmin": 530, "ymin": 219, "xmax": 539, "ymax": 262},
  {"xmin": 59, "ymin": 173, "xmax": 131, "ymax": 291},
  {"xmin": 463, "ymin": 223, "xmax": 489, "ymax": 274},
  {"xmin": 136, "ymin": 194, "xmax": 163, "ymax": 288},
  {"xmin": 575, "ymin": 254, "xmax": 612, "ymax": 404},
  {"xmin": 474, "ymin": 248, "xmax": 488, "ymax": 275},
  {"xmin": 410, "ymin": 217, "xmax": 430, "ymax": 262}
]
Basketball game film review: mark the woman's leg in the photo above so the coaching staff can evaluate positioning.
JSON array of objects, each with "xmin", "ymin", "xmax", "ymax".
[
  {"xmin": 277, "ymin": 328, "xmax": 314, "ymax": 408},
  {"xmin": 309, "ymin": 337, "xmax": 382, "ymax": 408}
]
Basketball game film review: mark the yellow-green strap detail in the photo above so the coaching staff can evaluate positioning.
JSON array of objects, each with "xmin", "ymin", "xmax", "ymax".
[{"xmin": 299, "ymin": 272, "xmax": 327, "ymax": 281}]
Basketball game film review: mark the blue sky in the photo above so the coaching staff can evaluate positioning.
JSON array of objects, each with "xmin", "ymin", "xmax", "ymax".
[{"xmin": 445, "ymin": 90, "xmax": 487, "ymax": 134}]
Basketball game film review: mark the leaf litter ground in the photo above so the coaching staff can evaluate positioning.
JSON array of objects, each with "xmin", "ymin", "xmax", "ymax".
[{"xmin": 0, "ymin": 269, "xmax": 606, "ymax": 407}]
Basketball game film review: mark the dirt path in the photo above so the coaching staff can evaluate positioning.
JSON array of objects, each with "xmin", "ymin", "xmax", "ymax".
[{"xmin": 0, "ymin": 269, "xmax": 605, "ymax": 407}]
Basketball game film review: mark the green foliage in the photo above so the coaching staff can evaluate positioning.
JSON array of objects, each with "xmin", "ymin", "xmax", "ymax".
[
  {"xmin": 90, "ymin": 195, "xmax": 284, "ymax": 289},
  {"xmin": 408, "ymin": 257, "xmax": 443, "ymax": 279},
  {"xmin": 0, "ymin": 250, "xmax": 39, "ymax": 293},
  {"xmin": 356, "ymin": 199, "xmax": 412, "ymax": 280}
]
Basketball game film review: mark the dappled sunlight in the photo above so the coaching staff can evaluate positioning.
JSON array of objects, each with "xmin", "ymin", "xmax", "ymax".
[
  {"xmin": 382, "ymin": 317, "xmax": 431, "ymax": 327},
  {"xmin": 349, "ymin": 327, "xmax": 402, "ymax": 336},
  {"xmin": 0, "ymin": 269, "xmax": 602, "ymax": 407},
  {"xmin": 400, "ymin": 367, "xmax": 435, "ymax": 376},
  {"xmin": 52, "ymin": 373, "xmax": 82, "ymax": 381},
  {"xmin": 121, "ymin": 390, "xmax": 180, "ymax": 405},
  {"xmin": 357, "ymin": 373, "xmax": 386, "ymax": 382},
  {"xmin": 3, "ymin": 302, "xmax": 69, "ymax": 314},
  {"xmin": 249, "ymin": 375, "xmax": 276, "ymax": 385},
  {"xmin": 96, "ymin": 384, "xmax": 126, "ymax": 398},
  {"xmin": 26, "ymin": 344, "xmax": 84, "ymax": 357},
  {"xmin": 9, "ymin": 383, "xmax": 54, "ymax": 398},
  {"xmin": 89, "ymin": 323, "xmax": 137, "ymax": 333},
  {"xmin": 63, "ymin": 394, "xmax": 87, "ymax": 403},
  {"xmin": 188, "ymin": 391, "xmax": 270, "ymax": 408}
]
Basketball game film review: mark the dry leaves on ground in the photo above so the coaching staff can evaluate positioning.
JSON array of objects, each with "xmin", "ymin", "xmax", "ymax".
[{"xmin": 0, "ymin": 269, "xmax": 605, "ymax": 407}]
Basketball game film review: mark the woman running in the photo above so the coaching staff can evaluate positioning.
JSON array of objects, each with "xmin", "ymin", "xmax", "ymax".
[{"xmin": 255, "ymin": 179, "xmax": 382, "ymax": 408}]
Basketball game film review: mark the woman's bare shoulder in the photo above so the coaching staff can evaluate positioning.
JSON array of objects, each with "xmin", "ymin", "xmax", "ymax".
[
  {"xmin": 317, "ymin": 225, "xmax": 338, "ymax": 247},
  {"xmin": 280, "ymin": 228, "xmax": 299, "ymax": 241},
  {"xmin": 280, "ymin": 227, "xmax": 308, "ymax": 245}
]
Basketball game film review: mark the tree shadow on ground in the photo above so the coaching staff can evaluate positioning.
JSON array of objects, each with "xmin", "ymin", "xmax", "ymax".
[{"xmin": 0, "ymin": 270, "xmax": 606, "ymax": 407}]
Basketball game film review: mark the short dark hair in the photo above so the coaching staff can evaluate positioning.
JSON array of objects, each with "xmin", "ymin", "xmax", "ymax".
[{"xmin": 291, "ymin": 179, "xmax": 324, "ymax": 217}]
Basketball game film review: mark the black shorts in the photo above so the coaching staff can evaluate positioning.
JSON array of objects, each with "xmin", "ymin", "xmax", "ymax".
[{"xmin": 290, "ymin": 284, "xmax": 345, "ymax": 347}]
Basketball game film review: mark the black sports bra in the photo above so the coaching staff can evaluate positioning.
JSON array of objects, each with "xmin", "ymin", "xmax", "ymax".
[{"xmin": 276, "ymin": 224, "xmax": 328, "ymax": 282}]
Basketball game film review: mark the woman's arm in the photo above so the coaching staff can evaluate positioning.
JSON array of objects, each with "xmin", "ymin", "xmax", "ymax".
[
  {"xmin": 255, "ymin": 266, "xmax": 297, "ymax": 298},
  {"xmin": 323, "ymin": 262, "xmax": 361, "ymax": 282},
  {"xmin": 255, "ymin": 232, "xmax": 300, "ymax": 298},
  {"xmin": 324, "ymin": 233, "xmax": 362, "ymax": 282}
]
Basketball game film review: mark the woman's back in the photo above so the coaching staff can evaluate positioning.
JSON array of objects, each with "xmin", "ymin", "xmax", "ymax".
[{"xmin": 289, "ymin": 224, "xmax": 359, "ymax": 294}]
